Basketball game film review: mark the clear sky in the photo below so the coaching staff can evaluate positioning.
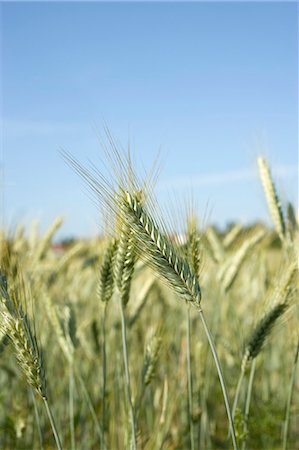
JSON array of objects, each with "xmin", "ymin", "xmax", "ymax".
[{"xmin": 1, "ymin": 1, "xmax": 298, "ymax": 238}]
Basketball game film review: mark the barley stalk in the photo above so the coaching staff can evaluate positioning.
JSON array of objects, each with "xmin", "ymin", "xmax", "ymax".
[
  {"xmin": 282, "ymin": 338, "xmax": 299, "ymax": 450},
  {"xmin": 119, "ymin": 191, "xmax": 238, "ymax": 450},
  {"xmin": 0, "ymin": 273, "xmax": 62, "ymax": 450},
  {"xmin": 241, "ymin": 358, "xmax": 257, "ymax": 450}
]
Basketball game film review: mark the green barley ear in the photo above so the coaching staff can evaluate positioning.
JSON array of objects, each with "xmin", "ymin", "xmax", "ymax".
[
  {"xmin": 241, "ymin": 302, "xmax": 288, "ymax": 371},
  {"xmin": 114, "ymin": 221, "xmax": 136, "ymax": 306},
  {"xmin": 286, "ymin": 202, "xmax": 299, "ymax": 238},
  {"xmin": 9, "ymin": 314, "xmax": 47, "ymax": 398},
  {"xmin": 187, "ymin": 215, "xmax": 201, "ymax": 277},
  {"xmin": 142, "ymin": 333, "xmax": 162, "ymax": 386},
  {"xmin": 241, "ymin": 263, "xmax": 297, "ymax": 370},
  {"xmin": 120, "ymin": 191, "xmax": 201, "ymax": 308},
  {"xmin": 0, "ymin": 274, "xmax": 47, "ymax": 399},
  {"xmin": 257, "ymin": 157, "xmax": 286, "ymax": 241},
  {"xmin": 114, "ymin": 191, "xmax": 144, "ymax": 306},
  {"xmin": 98, "ymin": 238, "xmax": 118, "ymax": 304}
]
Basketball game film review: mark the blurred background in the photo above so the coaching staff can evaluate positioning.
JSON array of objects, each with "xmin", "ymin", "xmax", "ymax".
[{"xmin": 1, "ymin": 1, "xmax": 298, "ymax": 239}]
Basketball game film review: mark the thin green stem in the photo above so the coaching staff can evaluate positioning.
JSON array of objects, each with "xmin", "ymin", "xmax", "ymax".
[
  {"xmin": 199, "ymin": 309, "xmax": 238, "ymax": 450},
  {"xmin": 232, "ymin": 368, "xmax": 246, "ymax": 420},
  {"xmin": 282, "ymin": 339, "xmax": 299, "ymax": 450},
  {"xmin": 120, "ymin": 300, "xmax": 137, "ymax": 450},
  {"xmin": 186, "ymin": 306, "xmax": 195, "ymax": 450},
  {"xmin": 227, "ymin": 367, "xmax": 245, "ymax": 441},
  {"xmin": 31, "ymin": 389, "xmax": 44, "ymax": 450},
  {"xmin": 200, "ymin": 290, "xmax": 221, "ymax": 449},
  {"xmin": 76, "ymin": 372, "xmax": 106, "ymax": 449},
  {"xmin": 242, "ymin": 358, "xmax": 256, "ymax": 450},
  {"xmin": 102, "ymin": 304, "xmax": 107, "ymax": 437},
  {"xmin": 199, "ymin": 342, "xmax": 213, "ymax": 449},
  {"xmin": 43, "ymin": 397, "xmax": 63, "ymax": 450},
  {"xmin": 69, "ymin": 364, "xmax": 75, "ymax": 450}
]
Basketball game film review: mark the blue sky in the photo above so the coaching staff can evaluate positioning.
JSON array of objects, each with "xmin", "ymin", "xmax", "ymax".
[{"xmin": 1, "ymin": 2, "xmax": 298, "ymax": 238}]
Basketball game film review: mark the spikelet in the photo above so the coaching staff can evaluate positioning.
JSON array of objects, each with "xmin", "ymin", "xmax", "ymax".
[
  {"xmin": 98, "ymin": 238, "xmax": 118, "ymax": 303},
  {"xmin": 257, "ymin": 157, "xmax": 286, "ymax": 240},
  {"xmin": 121, "ymin": 191, "xmax": 202, "ymax": 308}
]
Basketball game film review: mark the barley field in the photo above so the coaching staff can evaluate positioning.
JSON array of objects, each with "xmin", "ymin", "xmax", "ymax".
[{"xmin": 0, "ymin": 156, "xmax": 298, "ymax": 450}]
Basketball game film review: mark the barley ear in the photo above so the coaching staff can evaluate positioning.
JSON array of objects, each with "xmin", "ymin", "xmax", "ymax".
[
  {"xmin": 98, "ymin": 238, "xmax": 118, "ymax": 304},
  {"xmin": 142, "ymin": 334, "xmax": 162, "ymax": 386},
  {"xmin": 187, "ymin": 216, "xmax": 201, "ymax": 277},
  {"xmin": 242, "ymin": 302, "xmax": 288, "ymax": 371},
  {"xmin": 257, "ymin": 157, "xmax": 286, "ymax": 241},
  {"xmin": 121, "ymin": 191, "xmax": 201, "ymax": 308},
  {"xmin": 0, "ymin": 275, "xmax": 47, "ymax": 399},
  {"xmin": 114, "ymin": 221, "xmax": 136, "ymax": 306}
]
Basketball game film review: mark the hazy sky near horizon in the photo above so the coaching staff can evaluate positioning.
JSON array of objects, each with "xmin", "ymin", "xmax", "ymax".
[{"xmin": 1, "ymin": 2, "xmax": 298, "ymax": 238}]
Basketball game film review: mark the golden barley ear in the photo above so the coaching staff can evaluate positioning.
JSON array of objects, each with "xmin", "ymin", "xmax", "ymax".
[
  {"xmin": 257, "ymin": 157, "xmax": 286, "ymax": 241},
  {"xmin": 0, "ymin": 272, "xmax": 47, "ymax": 399}
]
